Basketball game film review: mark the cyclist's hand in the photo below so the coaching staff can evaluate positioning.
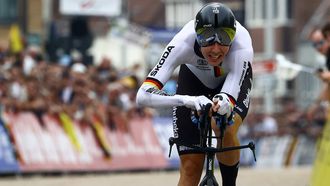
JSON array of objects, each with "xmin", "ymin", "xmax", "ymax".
[
  {"xmin": 212, "ymin": 93, "xmax": 234, "ymax": 119},
  {"xmin": 182, "ymin": 95, "xmax": 213, "ymax": 111}
]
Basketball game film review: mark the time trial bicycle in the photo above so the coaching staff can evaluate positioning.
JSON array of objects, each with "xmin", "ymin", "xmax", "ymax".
[{"xmin": 168, "ymin": 103, "xmax": 256, "ymax": 186}]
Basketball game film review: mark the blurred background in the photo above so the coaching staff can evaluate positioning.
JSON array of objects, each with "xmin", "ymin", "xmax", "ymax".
[{"xmin": 0, "ymin": 0, "xmax": 330, "ymax": 185}]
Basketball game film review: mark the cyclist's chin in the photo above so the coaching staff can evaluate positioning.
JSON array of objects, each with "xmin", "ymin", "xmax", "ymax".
[{"xmin": 207, "ymin": 57, "xmax": 223, "ymax": 66}]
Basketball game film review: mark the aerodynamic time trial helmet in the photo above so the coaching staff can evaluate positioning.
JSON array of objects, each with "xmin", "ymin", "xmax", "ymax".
[{"xmin": 195, "ymin": 2, "xmax": 236, "ymax": 47}]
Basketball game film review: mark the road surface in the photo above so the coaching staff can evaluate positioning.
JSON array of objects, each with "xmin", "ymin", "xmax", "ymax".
[{"xmin": 0, "ymin": 166, "xmax": 311, "ymax": 186}]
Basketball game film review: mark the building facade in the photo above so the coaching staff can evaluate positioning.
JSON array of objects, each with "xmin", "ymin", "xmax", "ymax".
[{"xmin": 1, "ymin": 0, "xmax": 330, "ymax": 112}]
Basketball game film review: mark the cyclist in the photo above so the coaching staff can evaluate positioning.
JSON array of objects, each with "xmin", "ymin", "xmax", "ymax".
[{"xmin": 136, "ymin": 2, "xmax": 253, "ymax": 186}]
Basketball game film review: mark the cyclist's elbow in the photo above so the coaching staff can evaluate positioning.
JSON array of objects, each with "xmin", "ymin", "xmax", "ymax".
[{"xmin": 136, "ymin": 87, "xmax": 149, "ymax": 106}]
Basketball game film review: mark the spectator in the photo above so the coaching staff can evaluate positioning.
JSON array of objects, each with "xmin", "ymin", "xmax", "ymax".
[
  {"xmin": 8, "ymin": 66, "xmax": 27, "ymax": 106},
  {"xmin": 306, "ymin": 27, "xmax": 330, "ymax": 130},
  {"xmin": 17, "ymin": 76, "xmax": 48, "ymax": 127},
  {"xmin": 0, "ymin": 76, "xmax": 10, "ymax": 115},
  {"xmin": 253, "ymin": 113, "xmax": 278, "ymax": 137},
  {"xmin": 96, "ymin": 57, "xmax": 117, "ymax": 81},
  {"xmin": 282, "ymin": 100, "xmax": 306, "ymax": 136},
  {"xmin": 321, "ymin": 22, "xmax": 330, "ymax": 68},
  {"xmin": 22, "ymin": 45, "xmax": 42, "ymax": 76},
  {"xmin": 238, "ymin": 112, "xmax": 258, "ymax": 140},
  {"xmin": 107, "ymin": 79, "xmax": 130, "ymax": 132},
  {"xmin": 310, "ymin": 29, "xmax": 329, "ymax": 57},
  {"xmin": 306, "ymin": 102, "xmax": 327, "ymax": 138}
]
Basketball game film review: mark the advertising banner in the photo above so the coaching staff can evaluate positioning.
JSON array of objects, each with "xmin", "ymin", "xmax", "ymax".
[
  {"xmin": 105, "ymin": 117, "xmax": 168, "ymax": 170},
  {"xmin": 4, "ymin": 112, "xmax": 168, "ymax": 173},
  {"xmin": 0, "ymin": 119, "xmax": 20, "ymax": 174},
  {"xmin": 255, "ymin": 136, "xmax": 293, "ymax": 168},
  {"xmin": 60, "ymin": 0, "xmax": 121, "ymax": 16},
  {"xmin": 290, "ymin": 136, "xmax": 316, "ymax": 166}
]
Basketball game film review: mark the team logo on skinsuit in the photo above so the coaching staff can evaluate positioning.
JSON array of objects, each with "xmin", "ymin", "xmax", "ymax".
[
  {"xmin": 243, "ymin": 86, "xmax": 251, "ymax": 108},
  {"xmin": 173, "ymin": 107, "xmax": 178, "ymax": 138},
  {"xmin": 242, "ymin": 63, "xmax": 252, "ymax": 108},
  {"xmin": 150, "ymin": 46, "xmax": 175, "ymax": 76},
  {"xmin": 239, "ymin": 61, "xmax": 248, "ymax": 86},
  {"xmin": 196, "ymin": 59, "xmax": 211, "ymax": 70},
  {"xmin": 146, "ymin": 87, "xmax": 170, "ymax": 96},
  {"xmin": 197, "ymin": 59, "xmax": 208, "ymax": 65},
  {"xmin": 235, "ymin": 61, "xmax": 253, "ymax": 118}
]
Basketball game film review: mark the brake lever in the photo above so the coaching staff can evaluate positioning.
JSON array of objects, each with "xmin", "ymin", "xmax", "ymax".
[
  {"xmin": 168, "ymin": 137, "xmax": 175, "ymax": 158},
  {"xmin": 248, "ymin": 141, "xmax": 257, "ymax": 162}
]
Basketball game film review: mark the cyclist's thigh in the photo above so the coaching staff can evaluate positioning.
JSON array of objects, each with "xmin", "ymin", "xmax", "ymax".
[{"xmin": 179, "ymin": 154, "xmax": 205, "ymax": 185}]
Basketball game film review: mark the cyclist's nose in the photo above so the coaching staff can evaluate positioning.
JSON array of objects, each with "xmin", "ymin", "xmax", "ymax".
[{"xmin": 210, "ymin": 42, "xmax": 222, "ymax": 51}]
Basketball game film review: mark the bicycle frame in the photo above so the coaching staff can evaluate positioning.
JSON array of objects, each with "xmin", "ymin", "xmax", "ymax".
[{"xmin": 168, "ymin": 103, "xmax": 256, "ymax": 186}]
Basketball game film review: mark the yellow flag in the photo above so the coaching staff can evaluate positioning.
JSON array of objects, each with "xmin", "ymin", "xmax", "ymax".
[
  {"xmin": 310, "ymin": 111, "xmax": 330, "ymax": 186},
  {"xmin": 92, "ymin": 119, "xmax": 112, "ymax": 159},
  {"xmin": 9, "ymin": 24, "xmax": 24, "ymax": 53},
  {"xmin": 58, "ymin": 113, "xmax": 82, "ymax": 151}
]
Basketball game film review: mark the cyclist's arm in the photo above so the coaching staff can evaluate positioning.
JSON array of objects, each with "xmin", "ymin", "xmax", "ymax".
[
  {"xmin": 221, "ymin": 24, "xmax": 254, "ymax": 101},
  {"xmin": 137, "ymin": 81, "xmax": 212, "ymax": 110},
  {"xmin": 136, "ymin": 52, "xmax": 194, "ymax": 108},
  {"xmin": 136, "ymin": 81, "xmax": 187, "ymax": 107},
  {"xmin": 136, "ymin": 38, "xmax": 188, "ymax": 108},
  {"xmin": 221, "ymin": 48, "xmax": 253, "ymax": 101},
  {"xmin": 136, "ymin": 20, "xmax": 211, "ymax": 109}
]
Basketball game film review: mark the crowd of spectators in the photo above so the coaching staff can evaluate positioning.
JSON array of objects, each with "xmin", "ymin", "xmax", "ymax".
[
  {"xmin": 0, "ymin": 43, "xmax": 152, "ymax": 136},
  {"xmin": 238, "ymin": 22, "xmax": 330, "ymax": 142},
  {"xmin": 238, "ymin": 97, "xmax": 327, "ymax": 142}
]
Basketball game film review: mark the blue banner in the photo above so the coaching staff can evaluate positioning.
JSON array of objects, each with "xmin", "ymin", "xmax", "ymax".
[{"xmin": 0, "ymin": 119, "xmax": 20, "ymax": 174}]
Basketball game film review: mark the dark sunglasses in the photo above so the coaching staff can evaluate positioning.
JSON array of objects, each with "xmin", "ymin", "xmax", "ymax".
[
  {"xmin": 196, "ymin": 27, "xmax": 235, "ymax": 47},
  {"xmin": 312, "ymin": 40, "xmax": 325, "ymax": 49}
]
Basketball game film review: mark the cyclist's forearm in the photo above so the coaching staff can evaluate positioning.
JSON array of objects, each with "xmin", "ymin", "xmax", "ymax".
[{"xmin": 136, "ymin": 87, "xmax": 186, "ymax": 108}]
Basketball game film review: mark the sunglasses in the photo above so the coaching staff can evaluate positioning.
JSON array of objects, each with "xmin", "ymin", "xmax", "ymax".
[
  {"xmin": 312, "ymin": 40, "xmax": 325, "ymax": 49},
  {"xmin": 196, "ymin": 27, "xmax": 235, "ymax": 47}
]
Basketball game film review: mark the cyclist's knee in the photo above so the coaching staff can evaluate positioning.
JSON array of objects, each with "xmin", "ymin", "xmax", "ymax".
[
  {"xmin": 222, "ymin": 125, "xmax": 241, "ymax": 147},
  {"xmin": 224, "ymin": 124, "xmax": 239, "ymax": 138},
  {"xmin": 222, "ymin": 133, "xmax": 239, "ymax": 148},
  {"xmin": 180, "ymin": 154, "xmax": 204, "ymax": 176},
  {"xmin": 224, "ymin": 115, "xmax": 243, "ymax": 138}
]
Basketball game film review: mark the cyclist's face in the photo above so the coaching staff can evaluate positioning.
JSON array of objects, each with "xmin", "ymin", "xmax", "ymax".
[{"xmin": 200, "ymin": 42, "xmax": 230, "ymax": 66}]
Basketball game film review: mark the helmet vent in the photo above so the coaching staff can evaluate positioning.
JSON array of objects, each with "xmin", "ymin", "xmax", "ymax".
[{"xmin": 214, "ymin": 14, "xmax": 218, "ymax": 27}]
